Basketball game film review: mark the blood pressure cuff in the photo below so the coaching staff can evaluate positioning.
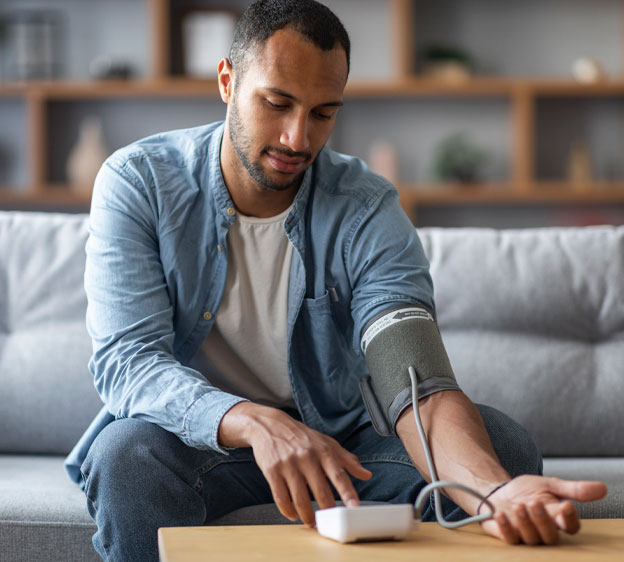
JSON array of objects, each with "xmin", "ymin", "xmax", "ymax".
[{"xmin": 359, "ymin": 305, "xmax": 461, "ymax": 437}]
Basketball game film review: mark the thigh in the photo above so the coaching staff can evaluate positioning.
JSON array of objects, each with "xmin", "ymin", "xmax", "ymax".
[
  {"xmin": 82, "ymin": 418, "xmax": 273, "ymax": 523},
  {"xmin": 340, "ymin": 421, "xmax": 427, "ymax": 506},
  {"xmin": 193, "ymin": 444, "xmax": 275, "ymax": 521}
]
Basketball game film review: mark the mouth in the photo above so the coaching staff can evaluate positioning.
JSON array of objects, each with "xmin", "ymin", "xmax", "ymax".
[{"xmin": 266, "ymin": 151, "xmax": 309, "ymax": 174}]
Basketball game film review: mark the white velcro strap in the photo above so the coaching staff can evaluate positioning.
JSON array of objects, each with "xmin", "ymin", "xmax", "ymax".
[{"xmin": 361, "ymin": 307, "xmax": 434, "ymax": 353}]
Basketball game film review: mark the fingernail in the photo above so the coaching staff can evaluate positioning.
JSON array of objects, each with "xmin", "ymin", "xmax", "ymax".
[{"xmin": 347, "ymin": 499, "xmax": 358, "ymax": 508}]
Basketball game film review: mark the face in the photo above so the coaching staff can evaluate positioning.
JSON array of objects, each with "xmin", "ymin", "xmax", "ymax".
[{"xmin": 219, "ymin": 28, "xmax": 348, "ymax": 194}]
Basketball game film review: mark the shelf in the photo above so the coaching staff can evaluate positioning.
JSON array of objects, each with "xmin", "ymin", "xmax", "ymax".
[
  {"xmin": 0, "ymin": 187, "xmax": 91, "ymax": 208},
  {"xmin": 345, "ymin": 77, "xmax": 519, "ymax": 97},
  {"xmin": 1, "ymin": 0, "xmax": 623, "ymax": 224},
  {"xmin": 4, "ymin": 76, "xmax": 624, "ymax": 100},
  {"xmin": 0, "ymin": 79, "xmax": 221, "ymax": 99},
  {"xmin": 397, "ymin": 183, "xmax": 624, "ymax": 206}
]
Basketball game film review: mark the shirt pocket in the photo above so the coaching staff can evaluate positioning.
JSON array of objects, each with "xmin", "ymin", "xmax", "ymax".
[{"xmin": 294, "ymin": 290, "xmax": 346, "ymax": 382}]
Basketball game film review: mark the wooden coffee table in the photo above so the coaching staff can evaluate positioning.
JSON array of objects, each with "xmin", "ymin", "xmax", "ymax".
[{"xmin": 158, "ymin": 519, "xmax": 624, "ymax": 561}]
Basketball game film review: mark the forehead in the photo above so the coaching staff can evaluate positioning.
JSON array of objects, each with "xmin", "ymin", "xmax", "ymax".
[{"xmin": 239, "ymin": 28, "xmax": 348, "ymax": 102}]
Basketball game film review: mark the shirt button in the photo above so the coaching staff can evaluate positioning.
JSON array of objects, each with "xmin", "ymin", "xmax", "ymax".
[
  {"xmin": 203, "ymin": 311, "xmax": 213, "ymax": 321},
  {"xmin": 227, "ymin": 207, "xmax": 236, "ymax": 216},
  {"xmin": 217, "ymin": 244, "xmax": 223, "ymax": 252}
]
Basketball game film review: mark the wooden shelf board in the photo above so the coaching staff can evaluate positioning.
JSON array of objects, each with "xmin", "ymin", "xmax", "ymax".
[
  {"xmin": 529, "ymin": 79, "xmax": 624, "ymax": 96},
  {"xmin": 0, "ymin": 187, "xmax": 91, "ymax": 207},
  {"xmin": 346, "ymin": 77, "xmax": 520, "ymax": 97},
  {"xmin": 3, "ymin": 77, "xmax": 624, "ymax": 100},
  {"xmin": 398, "ymin": 183, "xmax": 624, "ymax": 205},
  {"xmin": 4, "ymin": 182, "xmax": 624, "ymax": 210},
  {"xmin": 0, "ymin": 79, "xmax": 221, "ymax": 99}
]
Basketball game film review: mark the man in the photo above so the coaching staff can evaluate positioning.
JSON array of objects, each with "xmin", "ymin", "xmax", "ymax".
[{"xmin": 66, "ymin": 1, "xmax": 606, "ymax": 560}]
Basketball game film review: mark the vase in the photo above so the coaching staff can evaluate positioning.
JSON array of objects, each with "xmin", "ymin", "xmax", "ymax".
[{"xmin": 66, "ymin": 116, "xmax": 109, "ymax": 195}]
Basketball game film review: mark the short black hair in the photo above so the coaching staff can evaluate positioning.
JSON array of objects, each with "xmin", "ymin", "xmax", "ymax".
[{"xmin": 229, "ymin": 0, "xmax": 350, "ymax": 76}]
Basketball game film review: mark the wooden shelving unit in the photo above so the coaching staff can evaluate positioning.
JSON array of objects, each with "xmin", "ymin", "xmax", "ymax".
[{"xmin": 2, "ymin": 0, "xmax": 624, "ymax": 219}]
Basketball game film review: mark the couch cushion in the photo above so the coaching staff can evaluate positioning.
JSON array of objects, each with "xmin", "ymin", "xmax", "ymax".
[
  {"xmin": 0, "ymin": 455, "xmax": 99, "ymax": 562},
  {"xmin": 0, "ymin": 212, "xmax": 102, "ymax": 454},
  {"xmin": 419, "ymin": 227, "xmax": 624, "ymax": 457}
]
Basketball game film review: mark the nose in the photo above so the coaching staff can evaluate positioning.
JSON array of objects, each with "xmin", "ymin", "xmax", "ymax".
[{"xmin": 280, "ymin": 112, "xmax": 310, "ymax": 154}]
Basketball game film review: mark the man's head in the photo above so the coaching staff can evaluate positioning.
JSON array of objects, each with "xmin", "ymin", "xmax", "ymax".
[
  {"xmin": 229, "ymin": 0, "xmax": 350, "ymax": 83},
  {"xmin": 218, "ymin": 0, "xmax": 350, "ymax": 204}
]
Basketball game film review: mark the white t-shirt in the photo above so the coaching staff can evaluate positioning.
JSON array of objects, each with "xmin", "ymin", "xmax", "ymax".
[{"xmin": 190, "ymin": 204, "xmax": 296, "ymax": 409}]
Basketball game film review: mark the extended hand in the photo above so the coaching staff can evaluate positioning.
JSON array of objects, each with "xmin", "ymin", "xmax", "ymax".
[
  {"xmin": 481, "ymin": 475, "xmax": 607, "ymax": 545},
  {"xmin": 219, "ymin": 402, "xmax": 372, "ymax": 526}
]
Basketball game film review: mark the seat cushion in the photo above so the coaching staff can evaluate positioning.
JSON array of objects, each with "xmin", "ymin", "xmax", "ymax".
[{"xmin": 0, "ymin": 455, "xmax": 98, "ymax": 562}]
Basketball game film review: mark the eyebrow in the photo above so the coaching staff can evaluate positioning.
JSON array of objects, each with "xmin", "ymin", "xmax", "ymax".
[{"xmin": 264, "ymin": 87, "xmax": 344, "ymax": 108}]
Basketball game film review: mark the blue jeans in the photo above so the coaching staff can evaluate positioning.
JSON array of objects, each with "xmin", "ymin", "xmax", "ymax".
[{"xmin": 81, "ymin": 404, "xmax": 542, "ymax": 562}]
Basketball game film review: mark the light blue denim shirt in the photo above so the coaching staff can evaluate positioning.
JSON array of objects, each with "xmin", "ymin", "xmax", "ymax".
[{"xmin": 65, "ymin": 121, "xmax": 434, "ymax": 483}]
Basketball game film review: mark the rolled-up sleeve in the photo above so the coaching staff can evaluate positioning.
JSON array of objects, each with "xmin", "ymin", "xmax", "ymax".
[
  {"xmin": 85, "ymin": 156, "xmax": 246, "ymax": 453},
  {"xmin": 346, "ymin": 187, "xmax": 435, "ymax": 352}
]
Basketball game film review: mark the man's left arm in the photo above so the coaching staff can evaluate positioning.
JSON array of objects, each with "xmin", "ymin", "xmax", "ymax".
[
  {"xmin": 348, "ymin": 187, "xmax": 606, "ymax": 545},
  {"xmin": 396, "ymin": 389, "xmax": 607, "ymax": 545}
]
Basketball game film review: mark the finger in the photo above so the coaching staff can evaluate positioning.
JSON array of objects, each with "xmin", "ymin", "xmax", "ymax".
[
  {"xmin": 496, "ymin": 512, "xmax": 520, "ymax": 545},
  {"xmin": 325, "ymin": 463, "xmax": 360, "ymax": 508},
  {"xmin": 527, "ymin": 501, "xmax": 559, "ymax": 545},
  {"xmin": 340, "ymin": 450, "xmax": 373, "ymax": 481},
  {"xmin": 303, "ymin": 464, "xmax": 337, "ymax": 511},
  {"xmin": 513, "ymin": 504, "xmax": 542, "ymax": 546},
  {"xmin": 545, "ymin": 478, "xmax": 607, "ymax": 502},
  {"xmin": 285, "ymin": 471, "xmax": 316, "ymax": 526},
  {"xmin": 267, "ymin": 475, "xmax": 298, "ymax": 522},
  {"xmin": 552, "ymin": 500, "xmax": 581, "ymax": 535}
]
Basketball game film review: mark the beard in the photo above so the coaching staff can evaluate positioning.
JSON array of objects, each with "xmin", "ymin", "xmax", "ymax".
[{"xmin": 228, "ymin": 97, "xmax": 313, "ymax": 192}]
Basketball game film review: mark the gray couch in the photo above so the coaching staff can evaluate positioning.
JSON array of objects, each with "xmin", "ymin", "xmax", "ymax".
[{"xmin": 1, "ymin": 210, "xmax": 622, "ymax": 562}]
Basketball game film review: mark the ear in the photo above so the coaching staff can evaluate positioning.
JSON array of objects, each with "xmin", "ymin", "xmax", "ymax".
[{"xmin": 218, "ymin": 58, "xmax": 234, "ymax": 103}]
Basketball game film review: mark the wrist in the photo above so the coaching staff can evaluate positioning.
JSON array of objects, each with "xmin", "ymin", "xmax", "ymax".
[
  {"xmin": 218, "ymin": 400, "xmax": 272, "ymax": 448},
  {"xmin": 477, "ymin": 480, "xmax": 511, "ymax": 515}
]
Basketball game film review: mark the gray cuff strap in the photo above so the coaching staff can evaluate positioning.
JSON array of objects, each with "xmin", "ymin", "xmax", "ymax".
[
  {"xmin": 360, "ymin": 306, "xmax": 461, "ymax": 437},
  {"xmin": 388, "ymin": 377, "xmax": 462, "ymax": 432}
]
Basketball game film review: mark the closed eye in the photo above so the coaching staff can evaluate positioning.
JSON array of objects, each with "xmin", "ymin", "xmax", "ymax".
[
  {"xmin": 313, "ymin": 110, "xmax": 333, "ymax": 121},
  {"xmin": 266, "ymin": 99, "xmax": 289, "ymax": 110}
]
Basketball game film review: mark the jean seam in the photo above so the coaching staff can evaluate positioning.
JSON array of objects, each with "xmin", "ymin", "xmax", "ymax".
[
  {"xmin": 358, "ymin": 455, "xmax": 413, "ymax": 466},
  {"xmin": 196, "ymin": 456, "xmax": 257, "ymax": 477},
  {"xmin": 84, "ymin": 483, "xmax": 113, "ymax": 561}
]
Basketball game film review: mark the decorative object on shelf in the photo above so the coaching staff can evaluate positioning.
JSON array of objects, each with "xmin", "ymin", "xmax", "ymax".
[
  {"xmin": 368, "ymin": 141, "xmax": 399, "ymax": 184},
  {"xmin": 572, "ymin": 57, "xmax": 607, "ymax": 84},
  {"xmin": 431, "ymin": 133, "xmax": 488, "ymax": 184},
  {"xmin": 419, "ymin": 45, "xmax": 472, "ymax": 83},
  {"xmin": 66, "ymin": 116, "xmax": 109, "ymax": 195},
  {"xmin": 183, "ymin": 10, "xmax": 237, "ymax": 78},
  {"xmin": 567, "ymin": 139, "xmax": 592, "ymax": 190},
  {"xmin": 89, "ymin": 55, "xmax": 134, "ymax": 80},
  {"xmin": 2, "ymin": 9, "xmax": 63, "ymax": 80}
]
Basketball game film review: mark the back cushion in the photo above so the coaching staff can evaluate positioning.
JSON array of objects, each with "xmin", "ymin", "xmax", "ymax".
[
  {"xmin": 419, "ymin": 226, "xmax": 624, "ymax": 457},
  {"xmin": 0, "ymin": 211, "xmax": 102, "ymax": 454}
]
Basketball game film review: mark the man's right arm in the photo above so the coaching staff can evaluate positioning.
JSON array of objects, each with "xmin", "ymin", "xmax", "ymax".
[
  {"xmin": 86, "ymin": 156, "xmax": 246, "ymax": 453},
  {"xmin": 218, "ymin": 401, "xmax": 372, "ymax": 526}
]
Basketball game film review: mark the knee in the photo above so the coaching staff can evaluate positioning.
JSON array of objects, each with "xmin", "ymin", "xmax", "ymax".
[
  {"xmin": 476, "ymin": 404, "xmax": 543, "ymax": 478},
  {"xmin": 82, "ymin": 418, "xmax": 176, "ymax": 489}
]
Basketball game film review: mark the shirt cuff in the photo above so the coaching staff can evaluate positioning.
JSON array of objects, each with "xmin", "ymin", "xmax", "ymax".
[{"xmin": 183, "ymin": 391, "xmax": 249, "ymax": 454}]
